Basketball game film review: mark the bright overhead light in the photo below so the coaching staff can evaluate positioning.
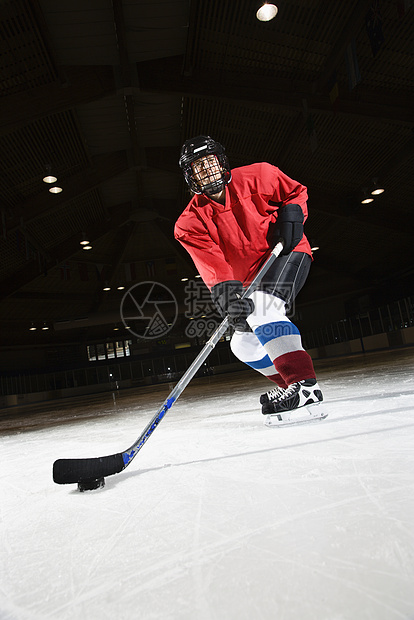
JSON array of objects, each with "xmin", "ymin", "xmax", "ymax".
[
  {"xmin": 117, "ymin": 285, "xmax": 125, "ymax": 290},
  {"xmin": 311, "ymin": 246, "xmax": 320, "ymax": 252},
  {"xmin": 256, "ymin": 3, "xmax": 278, "ymax": 21},
  {"xmin": 103, "ymin": 285, "xmax": 111, "ymax": 291},
  {"xmin": 80, "ymin": 233, "xmax": 90, "ymax": 245},
  {"xmin": 49, "ymin": 186, "xmax": 63, "ymax": 194},
  {"xmin": 370, "ymin": 178, "xmax": 385, "ymax": 196},
  {"xmin": 43, "ymin": 165, "xmax": 57, "ymax": 184},
  {"xmin": 82, "ymin": 244, "xmax": 92, "ymax": 251},
  {"xmin": 361, "ymin": 188, "xmax": 374, "ymax": 204}
]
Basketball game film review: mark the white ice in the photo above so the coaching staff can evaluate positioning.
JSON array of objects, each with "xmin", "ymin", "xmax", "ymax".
[{"xmin": 1, "ymin": 347, "xmax": 414, "ymax": 620}]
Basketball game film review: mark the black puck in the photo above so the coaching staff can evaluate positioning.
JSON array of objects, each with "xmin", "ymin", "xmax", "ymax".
[{"xmin": 78, "ymin": 477, "xmax": 105, "ymax": 492}]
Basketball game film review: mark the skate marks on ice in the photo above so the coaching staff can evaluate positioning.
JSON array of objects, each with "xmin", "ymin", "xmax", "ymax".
[
  {"xmin": 1, "ymin": 347, "xmax": 414, "ymax": 619},
  {"xmin": 5, "ymin": 413, "xmax": 412, "ymax": 620}
]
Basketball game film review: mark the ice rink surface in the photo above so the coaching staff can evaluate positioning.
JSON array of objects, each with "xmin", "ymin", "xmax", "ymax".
[{"xmin": 1, "ymin": 347, "xmax": 414, "ymax": 620}]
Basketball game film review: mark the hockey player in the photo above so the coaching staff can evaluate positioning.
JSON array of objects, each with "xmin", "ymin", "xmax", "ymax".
[{"xmin": 175, "ymin": 135, "xmax": 324, "ymax": 423}]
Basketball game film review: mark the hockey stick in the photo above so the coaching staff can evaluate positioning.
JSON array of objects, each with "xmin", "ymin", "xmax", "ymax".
[{"xmin": 53, "ymin": 241, "xmax": 284, "ymax": 486}]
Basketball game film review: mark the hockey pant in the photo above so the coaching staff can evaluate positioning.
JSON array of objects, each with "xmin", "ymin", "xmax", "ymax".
[{"xmin": 230, "ymin": 290, "xmax": 316, "ymax": 387}]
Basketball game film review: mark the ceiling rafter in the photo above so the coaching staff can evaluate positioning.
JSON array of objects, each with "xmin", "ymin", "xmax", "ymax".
[
  {"xmin": 0, "ymin": 66, "xmax": 116, "ymax": 137},
  {"xmin": 0, "ymin": 201, "xmax": 134, "ymax": 302},
  {"xmin": 137, "ymin": 55, "xmax": 414, "ymax": 124},
  {"xmin": 112, "ymin": 0, "xmax": 146, "ymax": 172},
  {"xmin": 316, "ymin": 0, "xmax": 373, "ymax": 90}
]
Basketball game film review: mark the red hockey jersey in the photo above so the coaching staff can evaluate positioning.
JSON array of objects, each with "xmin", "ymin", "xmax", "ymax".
[{"xmin": 174, "ymin": 162, "xmax": 312, "ymax": 289}]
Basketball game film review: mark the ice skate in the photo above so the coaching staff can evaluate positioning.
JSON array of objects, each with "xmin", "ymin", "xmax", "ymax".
[
  {"xmin": 259, "ymin": 385, "xmax": 286, "ymax": 405},
  {"xmin": 262, "ymin": 379, "xmax": 327, "ymax": 427}
]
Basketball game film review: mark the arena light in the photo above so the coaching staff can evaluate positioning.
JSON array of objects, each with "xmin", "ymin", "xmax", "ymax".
[
  {"xmin": 42, "ymin": 165, "xmax": 57, "ymax": 184},
  {"xmin": 370, "ymin": 178, "xmax": 385, "ymax": 195},
  {"xmin": 361, "ymin": 189, "xmax": 374, "ymax": 204},
  {"xmin": 256, "ymin": 3, "xmax": 278, "ymax": 21},
  {"xmin": 80, "ymin": 233, "xmax": 90, "ymax": 246}
]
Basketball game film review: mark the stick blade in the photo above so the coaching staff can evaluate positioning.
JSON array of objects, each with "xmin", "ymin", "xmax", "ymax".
[{"xmin": 53, "ymin": 453, "xmax": 125, "ymax": 484}]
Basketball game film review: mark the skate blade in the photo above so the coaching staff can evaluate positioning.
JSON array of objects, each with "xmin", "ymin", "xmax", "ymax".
[{"xmin": 265, "ymin": 402, "xmax": 328, "ymax": 428}]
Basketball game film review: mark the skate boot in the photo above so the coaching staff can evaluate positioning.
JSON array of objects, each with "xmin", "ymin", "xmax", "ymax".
[
  {"xmin": 259, "ymin": 385, "xmax": 286, "ymax": 405},
  {"xmin": 262, "ymin": 379, "xmax": 327, "ymax": 427}
]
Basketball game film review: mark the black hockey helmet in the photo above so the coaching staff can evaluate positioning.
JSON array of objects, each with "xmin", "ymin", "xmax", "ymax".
[{"xmin": 179, "ymin": 135, "xmax": 231, "ymax": 195}]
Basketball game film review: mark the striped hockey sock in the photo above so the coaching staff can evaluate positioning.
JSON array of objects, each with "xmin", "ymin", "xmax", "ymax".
[{"xmin": 247, "ymin": 291, "xmax": 316, "ymax": 386}]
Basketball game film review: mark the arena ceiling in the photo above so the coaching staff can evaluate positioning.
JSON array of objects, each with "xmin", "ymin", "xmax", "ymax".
[{"xmin": 0, "ymin": 0, "xmax": 413, "ymax": 347}]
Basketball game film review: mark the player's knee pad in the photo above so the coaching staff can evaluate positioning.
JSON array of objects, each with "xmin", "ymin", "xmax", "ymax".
[
  {"xmin": 247, "ymin": 290, "xmax": 286, "ymax": 330},
  {"xmin": 230, "ymin": 330, "xmax": 264, "ymax": 362}
]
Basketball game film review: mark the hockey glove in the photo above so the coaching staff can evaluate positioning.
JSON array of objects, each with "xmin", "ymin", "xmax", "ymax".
[
  {"xmin": 275, "ymin": 204, "xmax": 304, "ymax": 255},
  {"xmin": 211, "ymin": 280, "xmax": 254, "ymax": 331}
]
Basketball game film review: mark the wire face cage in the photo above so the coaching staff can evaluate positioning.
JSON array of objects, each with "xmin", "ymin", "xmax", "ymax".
[{"xmin": 179, "ymin": 136, "xmax": 231, "ymax": 195}]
